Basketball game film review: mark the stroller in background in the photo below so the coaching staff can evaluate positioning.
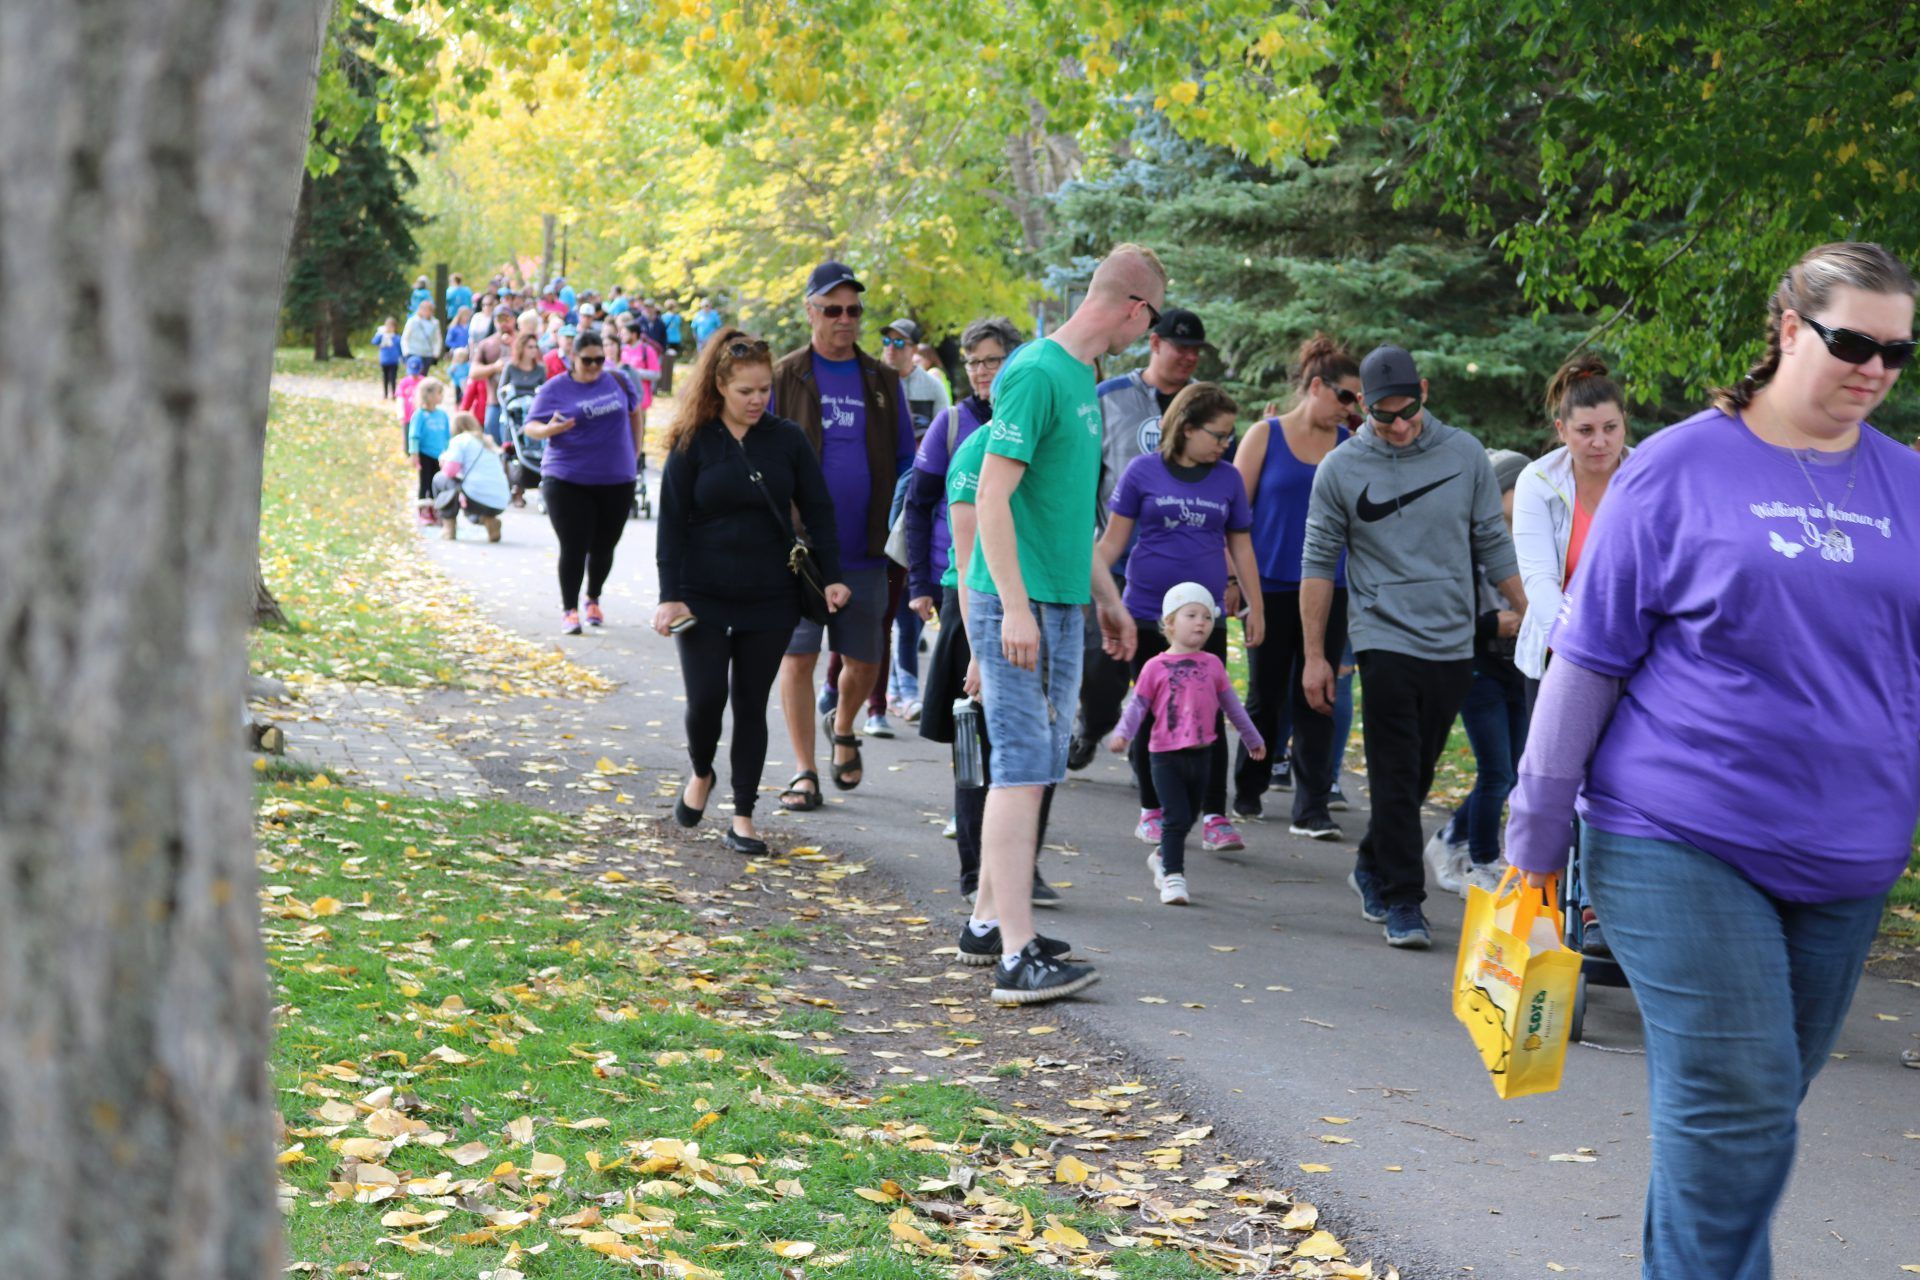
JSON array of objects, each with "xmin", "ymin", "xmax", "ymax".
[{"xmin": 499, "ymin": 379, "xmax": 546, "ymax": 514}]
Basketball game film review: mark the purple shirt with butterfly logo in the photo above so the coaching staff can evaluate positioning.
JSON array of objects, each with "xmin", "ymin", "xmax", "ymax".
[{"xmin": 1548, "ymin": 408, "xmax": 1920, "ymax": 902}]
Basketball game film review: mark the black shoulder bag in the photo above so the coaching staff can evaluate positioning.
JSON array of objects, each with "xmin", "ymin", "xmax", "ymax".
[{"xmin": 726, "ymin": 425, "xmax": 832, "ymax": 625}]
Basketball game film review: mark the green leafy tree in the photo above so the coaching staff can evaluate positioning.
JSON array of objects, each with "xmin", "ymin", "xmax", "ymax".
[
  {"xmin": 1051, "ymin": 119, "xmax": 1589, "ymax": 449},
  {"xmin": 1324, "ymin": 1, "xmax": 1920, "ymax": 416},
  {"xmin": 284, "ymin": 7, "xmax": 424, "ymax": 358}
]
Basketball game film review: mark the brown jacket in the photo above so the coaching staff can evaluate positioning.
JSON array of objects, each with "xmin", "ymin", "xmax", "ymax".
[{"xmin": 772, "ymin": 343, "xmax": 905, "ymax": 560}]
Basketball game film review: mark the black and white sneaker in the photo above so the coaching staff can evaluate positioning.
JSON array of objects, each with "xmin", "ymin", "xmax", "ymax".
[
  {"xmin": 990, "ymin": 940, "xmax": 1101, "ymax": 1005},
  {"xmin": 1327, "ymin": 782, "xmax": 1350, "ymax": 812},
  {"xmin": 1270, "ymin": 758, "xmax": 1293, "ymax": 790},
  {"xmin": 1031, "ymin": 875, "xmax": 1062, "ymax": 909},
  {"xmin": 1289, "ymin": 815, "xmax": 1342, "ymax": 841},
  {"xmin": 1348, "ymin": 867, "xmax": 1388, "ymax": 923},
  {"xmin": 956, "ymin": 924, "xmax": 1072, "ymax": 967}
]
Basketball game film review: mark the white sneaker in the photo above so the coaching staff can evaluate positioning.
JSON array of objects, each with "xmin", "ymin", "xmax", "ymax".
[
  {"xmin": 1147, "ymin": 850, "xmax": 1166, "ymax": 889},
  {"xmin": 1159, "ymin": 874, "xmax": 1190, "ymax": 905},
  {"xmin": 1464, "ymin": 858, "xmax": 1513, "ymax": 896},
  {"xmin": 1424, "ymin": 831, "xmax": 1469, "ymax": 895}
]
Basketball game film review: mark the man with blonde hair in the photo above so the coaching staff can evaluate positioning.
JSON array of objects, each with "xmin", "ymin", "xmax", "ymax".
[{"xmin": 961, "ymin": 244, "xmax": 1162, "ymax": 1004}]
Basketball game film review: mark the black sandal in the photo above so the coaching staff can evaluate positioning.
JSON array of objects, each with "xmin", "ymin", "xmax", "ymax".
[
  {"xmin": 675, "ymin": 772, "xmax": 714, "ymax": 829},
  {"xmin": 780, "ymin": 771, "xmax": 823, "ymax": 811},
  {"xmin": 829, "ymin": 732, "xmax": 863, "ymax": 791}
]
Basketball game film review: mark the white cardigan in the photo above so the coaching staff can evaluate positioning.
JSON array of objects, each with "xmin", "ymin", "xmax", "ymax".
[{"xmin": 1511, "ymin": 444, "xmax": 1632, "ymax": 679}]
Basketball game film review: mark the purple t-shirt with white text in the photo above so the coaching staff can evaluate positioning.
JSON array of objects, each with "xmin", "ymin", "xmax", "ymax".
[
  {"xmin": 527, "ymin": 371, "xmax": 638, "ymax": 484},
  {"xmin": 1551, "ymin": 408, "xmax": 1920, "ymax": 902},
  {"xmin": 1109, "ymin": 454, "xmax": 1252, "ymax": 621},
  {"xmin": 808, "ymin": 353, "xmax": 913, "ymax": 571}
]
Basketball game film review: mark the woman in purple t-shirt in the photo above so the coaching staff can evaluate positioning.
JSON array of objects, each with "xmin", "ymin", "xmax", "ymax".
[
  {"xmin": 1506, "ymin": 242, "xmax": 1920, "ymax": 1276},
  {"xmin": 1094, "ymin": 383, "xmax": 1262, "ymax": 855},
  {"xmin": 525, "ymin": 329, "xmax": 643, "ymax": 634}
]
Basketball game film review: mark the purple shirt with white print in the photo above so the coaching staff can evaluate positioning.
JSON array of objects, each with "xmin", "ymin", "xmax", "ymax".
[{"xmin": 1536, "ymin": 408, "xmax": 1920, "ymax": 903}]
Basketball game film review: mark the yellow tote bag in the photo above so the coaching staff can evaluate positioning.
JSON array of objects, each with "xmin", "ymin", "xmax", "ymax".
[{"xmin": 1451, "ymin": 869, "xmax": 1583, "ymax": 1099}]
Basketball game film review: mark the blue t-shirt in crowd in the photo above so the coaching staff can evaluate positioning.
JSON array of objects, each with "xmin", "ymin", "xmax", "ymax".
[
  {"xmin": 692, "ymin": 308, "xmax": 723, "ymax": 345},
  {"xmin": 1252, "ymin": 419, "xmax": 1348, "ymax": 590},
  {"xmin": 446, "ymin": 323, "xmax": 470, "ymax": 354},
  {"xmin": 664, "ymin": 312, "xmax": 683, "ymax": 344},
  {"xmin": 372, "ymin": 331, "xmax": 402, "ymax": 366},
  {"xmin": 1109, "ymin": 453, "xmax": 1251, "ymax": 620},
  {"xmin": 608, "ymin": 298, "xmax": 630, "ymax": 315},
  {"xmin": 559, "ymin": 285, "xmax": 577, "ymax": 308},
  {"xmin": 407, "ymin": 407, "xmax": 452, "ymax": 458},
  {"xmin": 445, "ymin": 284, "xmax": 473, "ymax": 316}
]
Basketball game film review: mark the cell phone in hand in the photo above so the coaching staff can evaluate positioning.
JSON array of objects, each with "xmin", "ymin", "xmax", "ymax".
[{"xmin": 668, "ymin": 614, "xmax": 697, "ymax": 634}]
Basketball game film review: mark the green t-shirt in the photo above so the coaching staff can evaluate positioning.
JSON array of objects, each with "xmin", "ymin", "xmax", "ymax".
[
  {"xmin": 963, "ymin": 338, "xmax": 1101, "ymax": 605},
  {"xmin": 940, "ymin": 429, "xmax": 991, "ymax": 589}
]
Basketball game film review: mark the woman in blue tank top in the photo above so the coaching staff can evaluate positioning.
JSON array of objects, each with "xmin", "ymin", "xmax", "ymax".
[{"xmin": 1229, "ymin": 334, "xmax": 1361, "ymax": 836}]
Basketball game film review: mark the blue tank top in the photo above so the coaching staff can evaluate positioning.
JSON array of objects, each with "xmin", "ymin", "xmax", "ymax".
[{"xmin": 1252, "ymin": 418, "xmax": 1347, "ymax": 590}]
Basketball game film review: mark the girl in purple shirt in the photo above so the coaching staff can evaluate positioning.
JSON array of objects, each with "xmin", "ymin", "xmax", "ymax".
[{"xmin": 1505, "ymin": 242, "xmax": 1920, "ymax": 1278}]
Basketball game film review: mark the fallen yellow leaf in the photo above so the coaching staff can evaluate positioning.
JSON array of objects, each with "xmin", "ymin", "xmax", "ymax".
[
  {"xmin": 1294, "ymin": 1230, "xmax": 1345, "ymax": 1260},
  {"xmin": 1041, "ymin": 1220, "xmax": 1089, "ymax": 1250},
  {"xmin": 1298, "ymin": 1163, "xmax": 1333, "ymax": 1174},
  {"xmin": 767, "ymin": 1240, "xmax": 816, "ymax": 1259},
  {"xmin": 1054, "ymin": 1154, "xmax": 1091, "ymax": 1183}
]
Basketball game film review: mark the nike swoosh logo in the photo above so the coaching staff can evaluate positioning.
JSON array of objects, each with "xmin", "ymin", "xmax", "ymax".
[{"xmin": 1355, "ymin": 474, "xmax": 1459, "ymax": 522}]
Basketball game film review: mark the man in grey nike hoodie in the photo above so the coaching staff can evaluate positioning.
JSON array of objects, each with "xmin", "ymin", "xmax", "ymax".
[{"xmin": 1298, "ymin": 345, "xmax": 1527, "ymax": 949}]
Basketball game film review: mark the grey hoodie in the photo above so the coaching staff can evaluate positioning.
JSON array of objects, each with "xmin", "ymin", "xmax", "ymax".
[{"xmin": 1300, "ymin": 412, "xmax": 1518, "ymax": 661}]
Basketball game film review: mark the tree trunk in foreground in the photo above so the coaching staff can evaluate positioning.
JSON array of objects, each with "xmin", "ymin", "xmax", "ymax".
[{"xmin": 0, "ymin": 1, "xmax": 332, "ymax": 1275}]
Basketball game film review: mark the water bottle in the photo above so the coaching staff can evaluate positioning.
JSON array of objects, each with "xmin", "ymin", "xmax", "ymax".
[{"xmin": 951, "ymin": 697, "xmax": 985, "ymax": 789}]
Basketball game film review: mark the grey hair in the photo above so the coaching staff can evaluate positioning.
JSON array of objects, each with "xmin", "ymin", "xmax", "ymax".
[
  {"xmin": 1715, "ymin": 242, "xmax": 1916, "ymax": 413},
  {"xmin": 960, "ymin": 315, "xmax": 1022, "ymax": 353}
]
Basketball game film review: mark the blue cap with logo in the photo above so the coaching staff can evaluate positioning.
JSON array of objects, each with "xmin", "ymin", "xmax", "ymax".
[{"xmin": 806, "ymin": 260, "xmax": 865, "ymax": 298}]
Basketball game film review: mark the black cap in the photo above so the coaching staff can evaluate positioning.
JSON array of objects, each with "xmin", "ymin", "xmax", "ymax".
[
  {"xmin": 806, "ymin": 260, "xmax": 865, "ymax": 298},
  {"xmin": 1360, "ymin": 344, "xmax": 1422, "ymax": 407},
  {"xmin": 1152, "ymin": 308, "xmax": 1206, "ymax": 347},
  {"xmin": 883, "ymin": 317, "xmax": 921, "ymax": 342}
]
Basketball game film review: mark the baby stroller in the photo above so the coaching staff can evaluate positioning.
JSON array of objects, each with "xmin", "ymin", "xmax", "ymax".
[
  {"xmin": 1559, "ymin": 824, "xmax": 1632, "ymax": 1043},
  {"xmin": 631, "ymin": 457, "xmax": 652, "ymax": 520},
  {"xmin": 499, "ymin": 383, "xmax": 546, "ymax": 514}
]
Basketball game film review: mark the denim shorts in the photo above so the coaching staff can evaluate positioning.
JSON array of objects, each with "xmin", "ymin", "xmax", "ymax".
[
  {"xmin": 786, "ymin": 564, "xmax": 889, "ymax": 665},
  {"xmin": 966, "ymin": 590, "xmax": 1084, "ymax": 788}
]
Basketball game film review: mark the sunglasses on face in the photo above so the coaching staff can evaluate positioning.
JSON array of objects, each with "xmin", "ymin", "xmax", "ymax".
[
  {"xmin": 1802, "ymin": 315, "xmax": 1916, "ymax": 370},
  {"xmin": 576, "ymin": 355, "xmax": 605, "ymax": 367},
  {"xmin": 726, "ymin": 339, "xmax": 771, "ymax": 359},
  {"xmin": 814, "ymin": 303, "xmax": 863, "ymax": 319},
  {"xmin": 1368, "ymin": 400, "xmax": 1422, "ymax": 423},
  {"xmin": 1331, "ymin": 386, "xmax": 1360, "ymax": 406},
  {"xmin": 881, "ymin": 336, "xmax": 909, "ymax": 348},
  {"xmin": 1129, "ymin": 294, "xmax": 1162, "ymax": 328}
]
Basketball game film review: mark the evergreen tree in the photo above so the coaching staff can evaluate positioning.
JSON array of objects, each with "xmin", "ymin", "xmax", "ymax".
[
  {"xmin": 283, "ymin": 6, "xmax": 422, "ymax": 361},
  {"xmin": 1050, "ymin": 119, "xmax": 1596, "ymax": 451}
]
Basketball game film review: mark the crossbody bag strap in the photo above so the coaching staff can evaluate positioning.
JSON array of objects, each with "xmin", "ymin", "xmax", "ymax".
[{"xmin": 723, "ymin": 423, "xmax": 801, "ymax": 547}]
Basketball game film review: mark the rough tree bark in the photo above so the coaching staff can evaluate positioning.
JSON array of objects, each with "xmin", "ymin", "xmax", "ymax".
[{"xmin": 0, "ymin": 1, "xmax": 332, "ymax": 1275}]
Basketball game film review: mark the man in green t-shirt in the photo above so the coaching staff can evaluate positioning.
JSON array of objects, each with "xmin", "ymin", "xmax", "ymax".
[{"xmin": 964, "ymin": 244, "xmax": 1164, "ymax": 1006}]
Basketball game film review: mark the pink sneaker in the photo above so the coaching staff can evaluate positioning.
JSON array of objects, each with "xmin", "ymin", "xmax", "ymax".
[
  {"xmin": 1202, "ymin": 814, "xmax": 1245, "ymax": 852},
  {"xmin": 583, "ymin": 600, "xmax": 605, "ymax": 628},
  {"xmin": 560, "ymin": 609, "xmax": 583, "ymax": 636},
  {"xmin": 1134, "ymin": 809, "xmax": 1164, "ymax": 845}
]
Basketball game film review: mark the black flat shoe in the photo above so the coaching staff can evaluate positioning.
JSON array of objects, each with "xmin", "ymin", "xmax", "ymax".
[
  {"xmin": 722, "ymin": 830, "xmax": 768, "ymax": 856},
  {"xmin": 675, "ymin": 772, "xmax": 714, "ymax": 829}
]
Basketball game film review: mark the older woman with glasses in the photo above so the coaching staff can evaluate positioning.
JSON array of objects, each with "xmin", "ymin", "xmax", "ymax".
[{"xmin": 524, "ymin": 328, "xmax": 644, "ymax": 634}]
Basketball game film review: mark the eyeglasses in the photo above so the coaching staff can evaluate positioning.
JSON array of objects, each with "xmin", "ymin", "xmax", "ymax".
[
  {"xmin": 1195, "ymin": 424, "xmax": 1236, "ymax": 443},
  {"xmin": 1331, "ymin": 387, "xmax": 1360, "ymax": 407},
  {"xmin": 725, "ymin": 339, "xmax": 771, "ymax": 359},
  {"xmin": 1802, "ymin": 315, "xmax": 1916, "ymax": 370},
  {"xmin": 881, "ymin": 336, "xmax": 909, "ymax": 348},
  {"xmin": 576, "ymin": 355, "xmax": 605, "ymax": 367},
  {"xmin": 1368, "ymin": 400, "xmax": 1422, "ymax": 423},
  {"xmin": 963, "ymin": 355, "xmax": 1005, "ymax": 371},
  {"xmin": 1129, "ymin": 295, "xmax": 1162, "ymax": 328},
  {"xmin": 813, "ymin": 303, "xmax": 864, "ymax": 319}
]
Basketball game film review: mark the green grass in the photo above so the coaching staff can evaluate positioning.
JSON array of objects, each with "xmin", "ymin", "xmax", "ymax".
[
  {"xmin": 262, "ymin": 773, "xmax": 1232, "ymax": 1279},
  {"xmin": 276, "ymin": 345, "xmax": 380, "ymax": 380}
]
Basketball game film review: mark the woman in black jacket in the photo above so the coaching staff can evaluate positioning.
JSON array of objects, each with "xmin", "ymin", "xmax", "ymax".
[{"xmin": 654, "ymin": 329, "xmax": 849, "ymax": 854}]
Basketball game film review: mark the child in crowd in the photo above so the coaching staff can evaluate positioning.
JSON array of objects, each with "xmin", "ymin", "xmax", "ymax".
[
  {"xmin": 432, "ymin": 410, "xmax": 507, "ymax": 542},
  {"xmin": 372, "ymin": 318, "xmax": 402, "ymax": 398},
  {"xmin": 396, "ymin": 356, "xmax": 426, "ymax": 454},
  {"xmin": 459, "ymin": 355, "xmax": 490, "ymax": 418},
  {"xmin": 406, "ymin": 378, "xmax": 451, "ymax": 526},
  {"xmin": 1111, "ymin": 583, "xmax": 1266, "ymax": 905},
  {"xmin": 447, "ymin": 346, "xmax": 471, "ymax": 403}
]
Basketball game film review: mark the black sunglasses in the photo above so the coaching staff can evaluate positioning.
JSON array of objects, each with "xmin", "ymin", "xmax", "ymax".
[
  {"xmin": 1129, "ymin": 294, "xmax": 1162, "ymax": 328},
  {"xmin": 726, "ymin": 339, "xmax": 771, "ymax": 358},
  {"xmin": 1802, "ymin": 315, "xmax": 1916, "ymax": 370},
  {"xmin": 576, "ymin": 355, "xmax": 605, "ymax": 367},
  {"xmin": 1368, "ymin": 400, "xmax": 1422, "ymax": 423},
  {"xmin": 1332, "ymin": 387, "xmax": 1359, "ymax": 406},
  {"xmin": 814, "ymin": 303, "xmax": 863, "ymax": 319}
]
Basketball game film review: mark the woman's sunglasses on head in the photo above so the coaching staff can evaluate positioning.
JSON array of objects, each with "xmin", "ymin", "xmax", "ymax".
[{"xmin": 726, "ymin": 339, "xmax": 771, "ymax": 359}]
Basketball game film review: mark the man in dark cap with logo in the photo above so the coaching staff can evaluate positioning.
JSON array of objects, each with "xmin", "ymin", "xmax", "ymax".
[
  {"xmin": 1298, "ymin": 344, "xmax": 1528, "ymax": 950},
  {"xmin": 880, "ymin": 317, "xmax": 951, "ymax": 436},
  {"xmin": 769, "ymin": 261, "xmax": 916, "ymax": 810},
  {"xmin": 1068, "ymin": 309, "xmax": 1209, "ymax": 774}
]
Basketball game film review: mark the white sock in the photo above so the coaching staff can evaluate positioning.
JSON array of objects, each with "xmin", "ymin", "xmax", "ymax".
[
  {"xmin": 1202, "ymin": 812, "xmax": 1222, "ymax": 823},
  {"xmin": 999, "ymin": 950, "xmax": 1022, "ymax": 968},
  {"xmin": 967, "ymin": 918, "xmax": 998, "ymax": 936}
]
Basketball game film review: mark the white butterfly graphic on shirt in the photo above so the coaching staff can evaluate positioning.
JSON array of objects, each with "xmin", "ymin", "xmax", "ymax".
[{"xmin": 1768, "ymin": 530, "xmax": 1806, "ymax": 559}]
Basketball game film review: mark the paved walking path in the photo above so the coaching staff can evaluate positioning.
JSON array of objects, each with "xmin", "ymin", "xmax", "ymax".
[{"xmin": 272, "ymin": 378, "xmax": 1920, "ymax": 1278}]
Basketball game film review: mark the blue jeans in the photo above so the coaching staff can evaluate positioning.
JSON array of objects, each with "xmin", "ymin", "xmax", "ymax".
[
  {"xmin": 1443, "ymin": 671, "xmax": 1529, "ymax": 861},
  {"xmin": 484, "ymin": 403, "xmax": 504, "ymax": 445},
  {"xmin": 889, "ymin": 608, "xmax": 924, "ymax": 705},
  {"xmin": 966, "ymin": 591, "xmax": 1083, "ymax": 788},
  {"xmin": 1583, "ymin": 826, "xmax": 1884, "ymax": 1279}
]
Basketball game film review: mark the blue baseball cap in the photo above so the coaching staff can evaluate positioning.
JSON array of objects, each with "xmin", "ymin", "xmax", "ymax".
[
  {"xmin": 405, "ymin": 356, "xmax": 426, "ymax": 375},
  {"xmin": 805, "ymin": 260, "xmax": 865, "ymax": 298},
  {"xmin": 559, "ymin": 324, "xmax": 578, "ymax": 338}
]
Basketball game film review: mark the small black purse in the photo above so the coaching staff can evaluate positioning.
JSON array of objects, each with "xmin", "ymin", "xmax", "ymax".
[{"xmin": 728, "ymin": 427, "xmax": 832, "ymax": 625}]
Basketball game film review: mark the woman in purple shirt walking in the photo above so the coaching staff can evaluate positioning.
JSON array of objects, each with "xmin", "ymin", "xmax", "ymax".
[{"xmin": 1505, "ymin": 241, "xmax": 1920, "ymax": 1278}]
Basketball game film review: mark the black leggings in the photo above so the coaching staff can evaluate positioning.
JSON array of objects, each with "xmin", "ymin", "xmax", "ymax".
[
  {"xmin": 416, "ymin": 454, "xmax": 440, "ymax": 502},
  {"xmin": 382, "ymin": 363, "xmax": 399, "ymax": 397},
  {"xmin": 1128, "ymin": 623, "xmax": 1229, "ymax": 815},
  {"xmin": 1236, "ymin": 586, "xmax": 1349, "ymax": 823},
  {"xmin": 1150, "ymin": 746, "xmax": 1209, "ymax": 875},
  {"xmin": 541, "ymin": 476, "xmax": 635, "ymax": 611},
  {"xmin": 676, "ymin": 622, "xmax": 791, "ymax": 819}
]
